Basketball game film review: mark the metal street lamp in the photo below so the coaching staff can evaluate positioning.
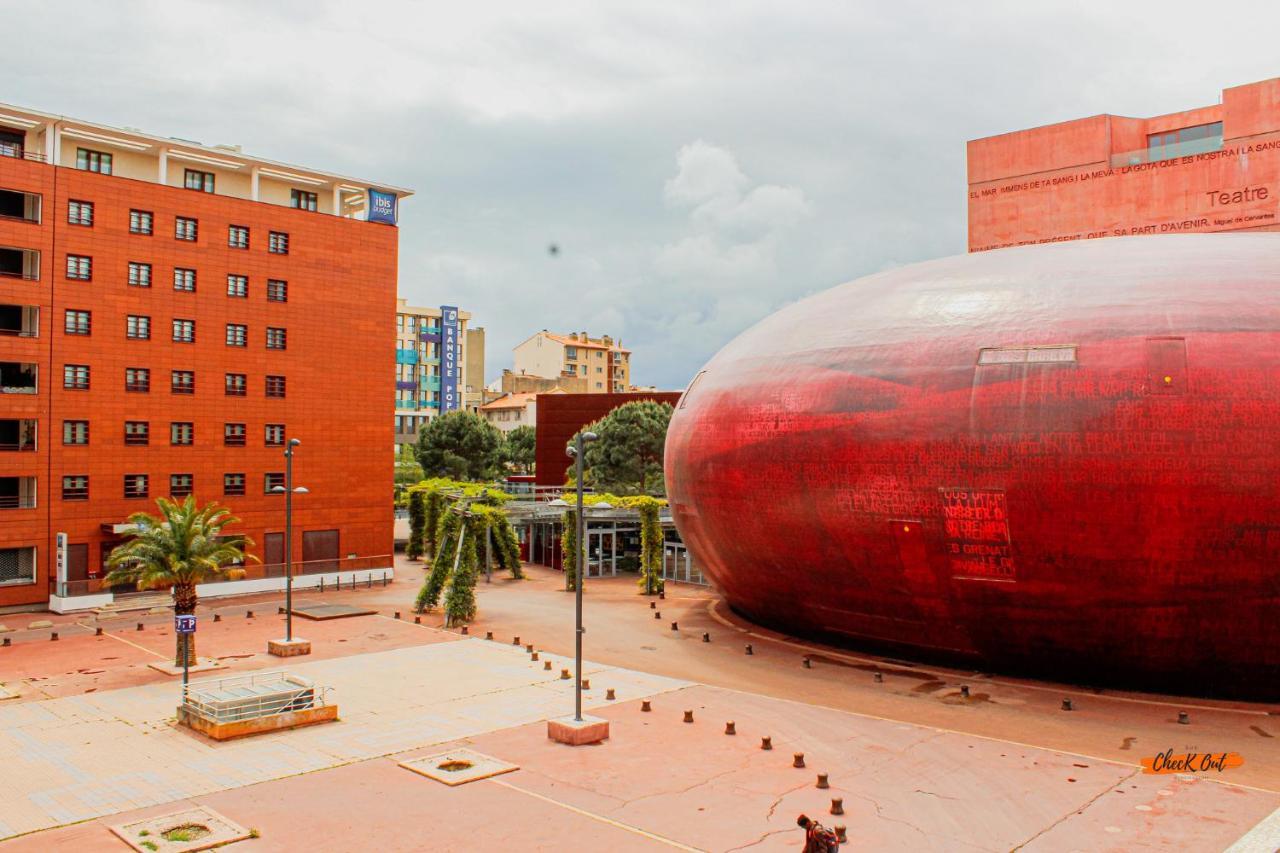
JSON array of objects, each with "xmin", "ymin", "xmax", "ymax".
[
  {"xmin": 270, "ymin": 438, "xmax": 309, "ymax": 642},
  {"xmin": 566, "ymin": 431, "xmax": 598, "ymax": 722}
]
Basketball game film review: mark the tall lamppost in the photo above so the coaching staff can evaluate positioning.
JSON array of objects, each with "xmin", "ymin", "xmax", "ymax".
[
  {"xmin": 269, "ymin": 438, "xmax": 309, "ymax": 654},
  {"xmin": 567, "ymin": 431, "xmax": 597, "ymax": 722}
]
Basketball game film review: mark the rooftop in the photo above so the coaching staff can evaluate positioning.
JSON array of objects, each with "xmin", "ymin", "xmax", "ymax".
[
  {"xmin": 480, "ymin": 392, "xmax": 542, "ymax": 410},
  {"xmin": 0, "ymin": 101, "xmax": 412, "ymax": 220}
]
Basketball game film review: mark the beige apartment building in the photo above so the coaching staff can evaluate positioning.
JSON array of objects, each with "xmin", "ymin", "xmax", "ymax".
[
  {"xmin": 512, "ymin": 331, "xmax": 630, "ymax": 393},
  {"xmin": 478, "ymin": 390, "xmax": 563, "ymax": 434},
  {"xmin": 395, "ymin": 300, "xmax": 482, "ymax": 446}
]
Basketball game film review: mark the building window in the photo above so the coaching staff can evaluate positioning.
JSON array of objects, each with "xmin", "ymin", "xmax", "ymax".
[
  {"xmin": 172, "ymin": 319, "xmax": 195, "ymax": 343},
  {"xmin": 0, "ymin": 546, "xmax": 37, "ymax": 585},
  {"xmin": 62, "ymin": 475, "xmax": 89, "ymax": 501},
  {"xmin": 266, "ymin": 327, "xmax": 287, "ymax": 350},
  {"xmin": 266, "ymin": 279, "xmax": 287, "ymax": 302},
  {"xmin": 63, "ymin": 364, "xmax": 89, "ymax": 390},
  {"xmin": 225, "ymin": 373, "xmax": 246, "ymax": 396},
  {"xmin": 265, "ymin": 375, "xmax": 286, "ymax": 398},
  {"xmin": 123, "ymin": 474, "xmax": 149, "ymax": 499},
  {"xmin": 173, "ymin": 268, "xmax": 196, "ymax": 292},
  {"xmin": 125, "ymin": 367, "xmax": 150, "ymax": 393},
  {"xmin": 265, "ymin": 423, "xmax": 285, "ymax": 446},
  {"xmin": 224, "ymin": 422, "xmax": 246, "ymax": 446},
  {"xmin": 124, "ymin": 421, "xmax": 149, "ymax": 445},
  {"xmin": 225, "ymin": 323, "xmax": 247, "ymax": 347},
  {"xmin": 128, "ymin": 261, "xmax": 152, "ymax": 287},
  {"xmin": 129, "ymin": 209, "xmax": 153, "ymax": 235},
  {"xmin": 63, "ymin": 420, "xmax": 89, "ymax": 445},
  {"xmin": 64, "ymin": 309, "xmax": 91, "ymax": 335},
  {"xmin": 227, "ymin": 274, "xmax": 247, "ymax": 297},
  {"xmin": 228, "ymin": 225, "xmax": 249, "ymax": 249},
  {"xmin": 171, "ymin": 370, "xmax": 195, "ymax": 394},
  {"xmin": 170, "ymin": 422, "xmax": 194, "ymax": 446},
  {"xmin": 184, "ymin": 169, "xmax": 215, "ymax": 193},
  {"xmin": 169, "ymin": 474, "xmax": 193, "ymax": 498},
  {"xmin": 223, "ymin": 473, "xmax": 246, "ymax": 496},
  {"xmin": 126, "ymin": 314, "xmax": 150, "ymax": 340},
  {"xmin": 290, "ymin": 189, "xmax": 318, "ymax": 211},
  {"xmin": 1147, "ymin": 121, "xmax": 1224, "ymax": 162},
  {"xmin": 76, "ymin": 148, "xmax": 112, "ymax": 174},
  {"xmin": 175, "ymin": 216, "xmax": 198, "ymax": 241},
  {"xmin": 565, "ymin": 346, "xmax": 577, "ymax": 360},
  {"xmin": 268, "ymin": 231, "xmax": 289, "ymax": 254},
  {"xmin": 66, "ymin": 254, "xmax": 92, "ymax": 280},
  {"xmin": 265, "ymin": 472, "xmax": 286, "ymax": 493},
  {"xmin": 67, "ymin": 200, "xmax": 93, "ymax": 226}
]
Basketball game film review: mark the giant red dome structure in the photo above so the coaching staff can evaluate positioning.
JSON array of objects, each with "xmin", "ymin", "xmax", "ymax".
[{"xmin": 665, "ymin": 235, "xmax": 1280, "ymax": 699}]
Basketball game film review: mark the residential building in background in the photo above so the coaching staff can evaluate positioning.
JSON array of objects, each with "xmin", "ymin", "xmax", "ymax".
[
  {"xmin": 464, "ymin": 326, "xmax": 486, "ymax": 413},
  {"xmin": 480, "ymin": 390, "xmax": 563, "ymax": 434},
  {"xmin": 395, "ymin": 300, "xmax": 472, "ymax": 445},
  {"xmin": 513, "ymin": 330, "xmax": 630, "ymax": 393},
  {"xmin": 0, "ymin": 102, "xmax": 409, "ymax": 610},
  {"xmin": 496, "ymin": 368, "xmax": 587, "ymax": 396},
  {"xmin": 968, "ymin": 76, "xmax": 1280, "ymax": 252}
]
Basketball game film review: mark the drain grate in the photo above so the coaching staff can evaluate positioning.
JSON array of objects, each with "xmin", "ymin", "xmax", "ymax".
[{"xmin": 398, "ymin": 748, "xmax": 519, "ymax": 786}]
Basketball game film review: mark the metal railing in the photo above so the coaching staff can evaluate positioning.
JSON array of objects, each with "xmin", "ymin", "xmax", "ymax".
[
  {"xmin": 53, "ymin": 554, "xmax": 394, "ymax": 598},
  {"xmin": 183, "ymin": 671, "xmax": 329, "ymax": 723},
  {"xmin": 0, "ymin": 145, "xmax": 45, "ymax": 163}
]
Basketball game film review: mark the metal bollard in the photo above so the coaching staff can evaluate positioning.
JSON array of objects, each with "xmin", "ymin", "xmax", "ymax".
[
  {"xmin": 560, "ymin": 668, "xmax": 570, "ymax": 680},
  {"xmin": 278, "ymin": 606, "xmax": 285, "ymax": 615},
  {"xmin": 724, "ymin": 721, "xmax": 736, "ymax": 735},
  {"xmin": 486, "ymin": 631, "xmax": 493, "ymax": 640},
  {"xmin": 581, "ymin": 678, "xmax": 591, "ymax": 690},
  {"xmin": 1, "ymin": 637, "xmax": 8, "ymax": 647},
  {"xmin": 671, "ymin": 621, "xmax": 679, "ymax": 631},
  {"xmin": 606, "ymin": 688, "xmax": 615, "ymax": 700},
  {"xmin": 246, "ymin": 610, "xmax": 254, "ymax": 619},
  {"xmin": 531, "ymin": 652, "xmax": 539, "ymax": 661},
  {"xmin": 702, "ymin": 632, "xmax": 710, "ymax": 643},
  {"xmin": 50, "ymin": 632, "xmax": 58, "ymax": 641},
  {"xmin": 793, "ymin": 753, "xmax": 805, "ymax": 768},
  {"xmin": 816, "ymin": 773, "xmax": 829, "ymax": 789},
  {"xmin": 414, "ymin": 616, "xmax": 421, "ymax": 625},
  {"xmin": 1062, "ymin": 698, "xmax": 1073, "ymax": 711},
  {"xmin": 1178, "ymin": 711, "xmax": 1190, "ymax": 725},
  {"xmin": 395, "ymin": 612, "xmax": 401, "ymax": 620},
  {"xmin": 683, "ymin": 710, "xmax": 694, "ymax": 723},
  {"xmin": 461, "ymin": 625, "xmax": 468, "ymax": 635},
  {"xmin": 525, "ymin": 643, "xmax": 534, "ymax": 653},
  {"xmin": 761, "ymin": 736, "xmax": 772, "ymax": 750},
  {"xmin": 803, "ymin": 656, "xmax": 812, "ymax": 668},
  {"xmin": 136, "ymin": 622, "xmax": 144, "ymax": 631},
  {"xmin": 513, "ymin": 636, "xmax": 520, "ymax": 645},
  {"xmin": 873, "ymin": 671, "xmax": 883, "ymax": 682},
  {"xmin": 830, "ymin": 798, "xmax": 844, "ymax": 816},
  {"xmin": 835, "ymin": 826, "xmax": 847, "ymax": 844},
  {"xmin": 383, "ymin": 571, "xmax": 388, "ymax": 587},
  {"xmin": 320, "ymin": 578, "xmax": 325, "ymax": 593},
  {"xmin": 960, "ymin": 685, "xmax": 970, "ymax": 698},
  {"xmin": 213, "ymin": 613, "xmax": 221, "ymax": 622},
  {"xmin": 654, "ymin": 611, "xmax": 661, "ymax": 620},
  {"xmin": 745, "ymin": 643, "xmax": 753, "ymax": 655},
  {"xmin": 659, "ymin": 590, "xmax": 665, "ymax": 600},
  {"xmin": 650, "ymin": 601, "xmax": 656, "ymax": 610},
  {"xmin": 544, "ymin": 660, "xmax": 552, "ymax": 670},
  {"xmin": 641, "ymin": 699, "xmax": 652, "ymax": 712},
  {"xmin": 95, "ymin": 627, "xmax": 103, "ymax": 636}
]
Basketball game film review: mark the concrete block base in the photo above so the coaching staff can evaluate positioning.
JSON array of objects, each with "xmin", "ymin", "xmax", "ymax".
[
  {"xmin": 268, "ymin": 638, "xmax": 312, "ymax": 657},
  {"xmin": 147, "ymin": 658, "xmax": 222, "ymax": 676},
  {"xmin": 547, "ymin": 714, "xmax": 610, "ymax": 745},
  {"xmin": 178, "ymin": 703, "xmax": 338, "ymax": 740}
]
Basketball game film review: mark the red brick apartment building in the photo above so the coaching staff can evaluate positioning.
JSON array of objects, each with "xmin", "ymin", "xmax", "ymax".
[
  {"xmin": 968, "ymin": 76, "xmax": 1280, "ymax": 251},
  {"xmin": 0, "ymin": 105, "xmax": 410, "ymax": 610}
]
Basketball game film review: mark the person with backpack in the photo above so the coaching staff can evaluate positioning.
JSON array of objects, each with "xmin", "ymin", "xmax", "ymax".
[{"xmin": 797, "ymin": 814, "xmax": 840, "ymax": 851}]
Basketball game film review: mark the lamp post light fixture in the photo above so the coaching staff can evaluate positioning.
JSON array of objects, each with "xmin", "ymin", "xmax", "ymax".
[{"xmin": 267, "ymin": 438, "xmax": 312, "ymax": 658}]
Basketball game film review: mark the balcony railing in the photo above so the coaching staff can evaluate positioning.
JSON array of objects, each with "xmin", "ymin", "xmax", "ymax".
[
  {"xmin": 0, "ymin": 495, "xmax": 36, "ymax": 509},
  {"xmin": 0, "ymin": 144, "xmax": 45, "ymax": 163}
]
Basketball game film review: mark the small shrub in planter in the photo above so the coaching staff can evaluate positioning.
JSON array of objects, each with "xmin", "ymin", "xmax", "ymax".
[{"xmin": 225, "ymin": 568, "xmax": 247, "ymax": 581}]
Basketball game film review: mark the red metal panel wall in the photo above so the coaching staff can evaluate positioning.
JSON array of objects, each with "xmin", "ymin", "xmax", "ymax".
[
  {"xmin": 665, "ymin": 235, "xmax": 1280, "ymax": 699},
  {"xmin": 534, "ymin": 391, "xmax": 682, "ymax": 486}
]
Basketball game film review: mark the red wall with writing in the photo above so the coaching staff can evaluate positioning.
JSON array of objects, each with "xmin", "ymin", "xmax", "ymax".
[
  {"xmin": 666, "ymin": 235, "xmax": 1280, "ymax": 699},
  {"xmin": 968, "ymin": 77, "xmax": 1280, "ymax": 252}
]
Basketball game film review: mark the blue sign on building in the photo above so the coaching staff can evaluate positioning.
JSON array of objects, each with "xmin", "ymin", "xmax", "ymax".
[
  {"xmin": 440, "ymin": 305, "xmax": 460, "ymax": 412},
  {"xmin": 367, "ymin": 189, "xmax": 398, "ymax": 225}
]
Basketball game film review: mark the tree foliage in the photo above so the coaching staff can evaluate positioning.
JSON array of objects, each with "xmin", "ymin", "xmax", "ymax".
[
  {"xmin": 414, "ymin": 411, "xmax": 505, "ymax": 481},
  {"xmin": 406, "ymin": 490, "xmax": 426, "ymax": 561},
  {"xmin": 505, "ymin": 425, "xmax": 536, "ymax": 474},
  {"xmin": 104, "ymin": 497, "xmax": 255, "ymax": 666},
  {"xmin": 574, "ymin": 401, "xmax": 673, "ymax": 495}
]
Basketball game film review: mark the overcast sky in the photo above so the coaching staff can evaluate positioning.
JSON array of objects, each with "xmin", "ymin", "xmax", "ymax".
[{"xmin": 6, "ymin": 1, "xmax": 1279, "ymax": 389}]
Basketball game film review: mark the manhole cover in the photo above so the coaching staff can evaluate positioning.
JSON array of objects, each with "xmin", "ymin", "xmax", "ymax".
[{"xmin": 399, "ymin": 748, "xmax": 518, "ymax": 786}]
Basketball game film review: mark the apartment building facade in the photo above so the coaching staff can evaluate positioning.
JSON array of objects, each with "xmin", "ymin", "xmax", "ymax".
[
  {"xmin": 512, "ymin": 330, "xmax": 630, "ymax": 393},
  {"xmin": 0, "ymin": 103, "xmax": 409, "ymax": 609},
  {"xmin": 393, "ymin": 300, "xmax": 479, "ymax": 446},
  {"xmin": 968, "ymin": 76, "xmax": 1280, "ymax": 251}
]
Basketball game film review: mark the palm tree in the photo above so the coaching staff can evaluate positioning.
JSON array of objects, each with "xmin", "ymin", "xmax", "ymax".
[{"xmin": 104, "ymin": 496, "xmax": 255, "ymax": 666}]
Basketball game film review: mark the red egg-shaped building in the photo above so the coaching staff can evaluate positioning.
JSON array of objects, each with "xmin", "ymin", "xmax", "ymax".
[{"xmin": 665, "ymin": 235, "xmax": 1280, "ymax": 699}]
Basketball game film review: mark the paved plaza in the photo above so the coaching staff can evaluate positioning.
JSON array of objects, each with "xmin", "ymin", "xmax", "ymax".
[{"xmin": 0, "ymin": 573, "xmax": 1276, "ymax": 850}]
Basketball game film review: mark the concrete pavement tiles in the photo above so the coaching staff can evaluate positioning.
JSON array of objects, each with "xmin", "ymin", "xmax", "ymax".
[{"xmin": 0, "ymin": 638, "xmax": 689, "ymax": 840}]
